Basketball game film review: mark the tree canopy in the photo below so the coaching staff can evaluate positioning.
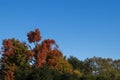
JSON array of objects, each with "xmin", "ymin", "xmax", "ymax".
[{"xmin": 0, "ymin": 28, "xmax": 120, "ymax": 80}]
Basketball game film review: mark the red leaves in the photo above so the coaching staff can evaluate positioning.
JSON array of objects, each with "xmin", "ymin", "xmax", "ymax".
[
  {"xmin": 3, "ymin": 70, "xmax": 14, "ymax": 80},
  {"xmin": 1, "ymin": 39, "xmax": 15, "ymax": 80},
  {"xmin": 42, "ymin": 39, "xmax": 56, "ymax": 50},
  {"xmin": 31, "ymin": 37, "xmax": 59, "ymax": 67},
  {"xmin": 2, "ymin": 64, "xmax": 16, "ymax": 80},
  {"xmin": 27, "ymin": 28, "xmax": 41, "ymax": 43},
  {"xmin": 1, "ymin": 28, "xmax": 68, "ymax": 80},
  {"xmin": 2, "ymin": 39, "xmax": 14, "ymax": 57},
  {"xmin": 35, "ymin": 49, "xmax": 47, "ymax": 67},
  {"xmin": 3, "ymin": 39, "xmax": 13, "ymax": 49},
  {"xmin": 28, "ymin": 50, "xmax": 34, "ymax": 57},
  {"xmin": 1, "ymin": 39, "xmax": 29, "ymax": 80},
  {"xmin": 33, "ymin": 44, "xmax": 47, "ymax": 67}
]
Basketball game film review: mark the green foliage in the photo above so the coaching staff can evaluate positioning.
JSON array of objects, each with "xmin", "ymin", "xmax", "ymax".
[
  {"xmin": 14, "ymin": 68, "xmax": 31, "ymax": 80},
  {"xmin": 96, "ymin": 75, "xmax": 111, "ymax": 80},
  {"xmin": 0, "ymin": 29, "xmax": 75, "ymax": 80},
  {"xmin": 68, "ymin": 56, "xmax": 120, "ymax": 80},
  {"xmin": 26, "ymin": 66, "xmax": 62, "ymax": 80},
  {"xmin": 82, "ymin": 75, "xmax": 97, "ymax": 80},
  {"xmin": 67, "ymin": 56, "xmax": 83, "ymax": 70},
  {"xmin": 61, "ymin": 73, "xmax": 78, "ymax": 80},
  {"xmin": 0, "ymin": 39, "xmax": 30, "ymax": 80},
  {"xmin": 11, "ymin": 39, "xmax": 29, "ymax": 67}
]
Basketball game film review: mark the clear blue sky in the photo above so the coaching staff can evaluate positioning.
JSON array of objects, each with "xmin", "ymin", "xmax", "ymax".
[{"xmin": 0, "ymin": 0, "xmax": 120, "ymax": 60}]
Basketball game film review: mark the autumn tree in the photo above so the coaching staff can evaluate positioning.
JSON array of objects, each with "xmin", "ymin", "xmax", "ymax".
[
  {"xmin": 0, "ymin": 28, "xmax": 120, "ymax": 80},
  {"xmin": 0, "ymin": 28, "xmax": 74, "ymax": 80},
  {"xmin": 27, "ymin": 29, "xmax": 73, "ymax": 74},
  {"xmin": 0, "ymin": 39, "xmax": 32, "ymax": 80}
]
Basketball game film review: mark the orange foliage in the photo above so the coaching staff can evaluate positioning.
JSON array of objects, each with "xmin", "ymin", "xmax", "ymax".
[
  {"xmin": 27, "ymin": 28, "xmax": 41, "ymax": 43},
  {"xmin": 2, "ymin": 39, "xmax": 15, "ymax": 80},
  {"xmin": 33, "ymin": 39, "xmax": 60, "ymax": 67},
  {"xmin": 27, "ymin": 29, "xmax": 62, "ymax": 68},
  {"xmin": 33, "ymin": 44, "xmax": 46, "ymax": 67},
  {"xmin": 2, "ymin": 39, "xmax": 14, "ymax": 62},
  {"xmin": 3, "ymin": 39, "xmax": 13, "ymax": 49},
  {"xmin": 1, "ymin": 39, "xmax": 30, "ymax": 80},
  {"xmin": 27, "ymin": 50, "xmax": 34, "ymax": 58},
  {"xmin": 0, "ymin": 28, "xmax": 73, "ymax": 80},
  {"xmin": 2, "ymin": 63, "xmax": 16, "ymax": 80},
  {"xmin": 46, "ymin": 49, "xmax": 62, "ymax": 69},
  {"xmin": 42, "ymin": 39, "xmax": 56, "ymax": 50}
]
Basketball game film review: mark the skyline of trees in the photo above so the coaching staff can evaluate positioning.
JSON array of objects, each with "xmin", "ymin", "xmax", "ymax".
[{"xmin": 0, "ymin": 28, "xmax": 120, "ymax": 80}]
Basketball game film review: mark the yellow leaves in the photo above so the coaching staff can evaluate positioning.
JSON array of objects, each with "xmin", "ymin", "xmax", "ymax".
[
  {"xmin": 54, "ymin": 57, "xmax": 73, "ymax": 74},
  {"xmin": 1, "ymin": 39, "xmax": 30, "ymax": 80},
  {"xmin": 1, "ymin": 28, "xmax": 76, "ymax": 80},
  {"xmin": 73, "ymin": 69, "xmax": 82, "ymax": 78}
]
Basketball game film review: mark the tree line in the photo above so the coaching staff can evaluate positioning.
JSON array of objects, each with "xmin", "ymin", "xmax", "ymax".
[{"xmin": 0, "ymin": 29, "xmax": 120, "ymax": 80}]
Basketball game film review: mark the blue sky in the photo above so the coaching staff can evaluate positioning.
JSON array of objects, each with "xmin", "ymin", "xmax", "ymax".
[{"xmin": 0, "ymin": 0, "xmax": 120, "ymax": 60}]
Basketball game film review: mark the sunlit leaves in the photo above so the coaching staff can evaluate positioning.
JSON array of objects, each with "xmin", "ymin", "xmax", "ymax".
[
  {"xmin": 0, "ymin": 28, "xmax": 120, "ymax": 80},
  {"xmin": 0, "ymin": 28, "xmax": 75, "ymax": 80},
  {"xmin": 1, "ymin": 39, "xmax": 30, "ymax": 80},
  {"xmin": 27, "ymin": 28, "xmax": 41, "ymax": 43}
]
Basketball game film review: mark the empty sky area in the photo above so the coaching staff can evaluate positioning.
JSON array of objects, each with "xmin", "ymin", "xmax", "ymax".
[{"xmin": 0, "ymin": 0, "xmax": 120, "ymax": 60}]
